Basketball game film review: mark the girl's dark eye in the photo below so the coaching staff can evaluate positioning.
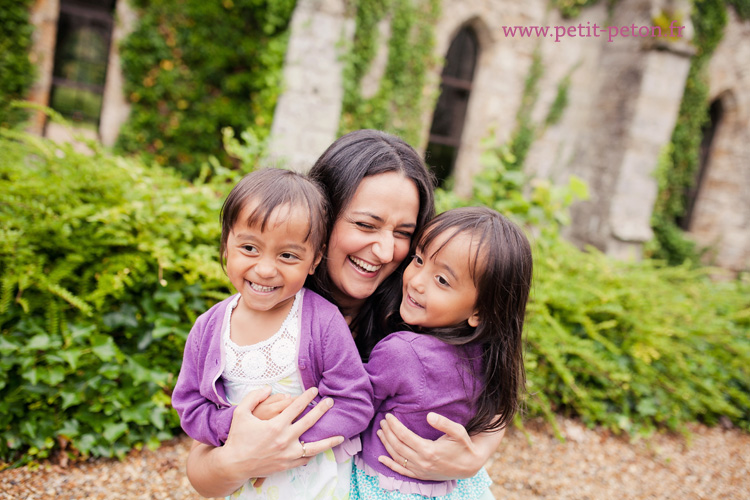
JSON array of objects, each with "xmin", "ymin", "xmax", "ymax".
[
  {"xmin": 280, "ymin": 252, "xmax": 300, "ymax": 261},
  {"xmin": 412, "ymin": 255, "xmax": 423, "ymax": 265},
  {"xmin": 437, "ymin": 276, "xmax": 449, "ymax": 286},
  {"xmin": 243, "ymin": 245, "xmax": 258, "ymax": 253}
]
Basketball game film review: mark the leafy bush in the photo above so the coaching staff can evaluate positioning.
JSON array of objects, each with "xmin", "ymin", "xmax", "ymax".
[
  {"xmin": 0, "ymin": 0, "xmax": 36, "ymax": 128},
  {"xmin": 0, "ymin": 127, "xmax": 234, "ymax": 464},
  {"xmin": 441, "ymin": 143, "xmax": 750, "ymax": 436},
  {"xmin": 116, "ymin": 0, "xmax": 296, "ymax": 178}
]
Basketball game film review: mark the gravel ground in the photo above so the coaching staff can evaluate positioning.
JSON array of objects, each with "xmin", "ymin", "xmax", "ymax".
[{"xmin": 2, "ymin": 417, "xmax": 749, "ymax": 499}]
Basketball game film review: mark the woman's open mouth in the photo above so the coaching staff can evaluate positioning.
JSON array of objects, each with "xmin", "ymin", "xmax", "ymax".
[{"xmin": 348, "ymin": 255, "xmax": 382, "ymax": 274}]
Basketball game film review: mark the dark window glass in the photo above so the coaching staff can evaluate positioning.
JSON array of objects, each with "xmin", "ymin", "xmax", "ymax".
[
  {"xmin": 50, "ymin": 0, "xmax": 116, "ymax": 126},
  {"xmin": 425, "ymin": 27, "xmax": 479, "ymax": 186},
  {"xmin": 678, "ymin": 98, "xmax": 724, "ymax": 230}
]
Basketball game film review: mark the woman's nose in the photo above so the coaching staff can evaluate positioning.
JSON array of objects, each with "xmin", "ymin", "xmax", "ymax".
[{"xmin": 371, "ymin": 231, "xmax": 395, "ymax": 263}]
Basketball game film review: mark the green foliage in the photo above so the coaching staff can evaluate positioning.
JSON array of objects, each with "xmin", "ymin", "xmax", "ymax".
[
  {"xmin": 727, "ymin": 0, "xmax": 750, "ymax": 18},
  {"xmin": 648, "ymin": 0, "xmax": 728, "ymax": 265},
  {"xmin": 339, "ymin": 0, "xmax": 441, "ymax": 146},
  {"xmin": 439, "ymin": 142, "xmax": 750, "ymax": 436},
  {"xmin": 116, "ymin": 0, "xmax": 296, "ymax": 178},
  {"xmin": 0, "ymin": 127, "xmax": 233, "ymax": 464},
  {"xmin": 0, "ymin": 0, "xmax": 36, "ymax": 127}
]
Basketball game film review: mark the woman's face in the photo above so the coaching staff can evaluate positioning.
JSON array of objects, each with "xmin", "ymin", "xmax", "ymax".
[{"xmin": 326, "ymin": 171, "xmax": 420, "ymax": 315}]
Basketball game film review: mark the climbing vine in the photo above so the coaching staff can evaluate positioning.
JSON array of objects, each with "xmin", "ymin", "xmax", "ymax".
[
  {"xmin": 339, "ymin": 0, "xmax": 441, "ymax": 147},
  {"xmin": 116, "ymin": 0, "xmax": 296, "ymax": 178},
  {"xmin": 0, "ymin": 0, "xmax": 36, "ymax": 128},
  {"xmin": 647, "ymin": 0, "xmax": 749, "ymax": 265}
]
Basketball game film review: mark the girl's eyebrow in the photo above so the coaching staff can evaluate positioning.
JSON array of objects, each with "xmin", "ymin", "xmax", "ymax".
[
  {"xmin": 351, "ymin": 211, "xmax": 417, "ymax": 228},
  {"xmin": 434, "ymin": 257, "xmax": 458, "ymax": 281}
]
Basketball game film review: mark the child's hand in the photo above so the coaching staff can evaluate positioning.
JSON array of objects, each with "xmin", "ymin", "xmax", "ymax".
[{"xmin": 253, "ymin": 392, "xmax": 293, "ymax": 420}]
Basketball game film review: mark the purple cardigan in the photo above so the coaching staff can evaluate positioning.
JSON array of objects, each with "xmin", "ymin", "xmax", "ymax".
[
  {"xmin": 357, "ymin": 331, "xmax": 484, "ymax": 495},
  {"xmin": 172, "ymin": 289, "xmax": 374, "ymax": 447}
]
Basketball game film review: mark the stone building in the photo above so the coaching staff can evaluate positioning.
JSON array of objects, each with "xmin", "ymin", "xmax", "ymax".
[{"xmin": 24, "ymin": 0, "xmax": 750, "ymax": 273}]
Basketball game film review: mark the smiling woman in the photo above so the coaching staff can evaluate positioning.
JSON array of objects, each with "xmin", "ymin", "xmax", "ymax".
[{"xmin": 325, "ymin": 171, "xmax": 420, "ymax": 321}]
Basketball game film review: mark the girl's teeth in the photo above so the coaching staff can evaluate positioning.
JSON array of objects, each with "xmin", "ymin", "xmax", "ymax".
[
  {"xmin": 350, "ymin": 256, "xmax": 381, "ymax": 272},
  {"xmin": 250, "ymin": 283, "xmax": 277, "ymax": 292}
]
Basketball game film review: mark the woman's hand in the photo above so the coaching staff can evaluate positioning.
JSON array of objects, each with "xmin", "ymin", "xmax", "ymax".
[
  {"xmin": 186, "ymin": 386, "xmax": 344, "ymax": 498},
  {"xmin": 376, "ymin": 412, "xmax": 505, "ymax": 481}
]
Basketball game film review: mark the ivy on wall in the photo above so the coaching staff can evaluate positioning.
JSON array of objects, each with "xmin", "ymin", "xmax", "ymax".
[
  {"xmin": 0, "ymin": 0, "xmax": 35, "ymax": 128},
  {"xmin": 339, "ymin": 0, "xmax": 441, "ymax": 147},
  {"xmin": 116, "ymin": 0, "xmax": 296, "ymax": 178},
  {"xmin": 647, "ymin": 0, "xmax": 749, "ymax": 265}
]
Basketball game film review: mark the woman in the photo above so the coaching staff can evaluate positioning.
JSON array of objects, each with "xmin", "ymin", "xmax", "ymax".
[{"xmin": 186, "ymin": 129, "xmax": 505, "ymax": 498}]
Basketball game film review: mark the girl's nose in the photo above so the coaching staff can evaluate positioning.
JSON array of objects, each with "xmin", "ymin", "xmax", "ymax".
[
  {"xmin": 254, "ymin": 259, "xmax": 277, "ymax": 279},
  {"xmin": 371, "ymin": 231, "xmax": 395, "ymax": 263}
]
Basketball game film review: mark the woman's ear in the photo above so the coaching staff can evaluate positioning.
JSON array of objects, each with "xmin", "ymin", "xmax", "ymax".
[{"xmin": 468, "ymin": 310, "xmax": 480, "ymax": 328}]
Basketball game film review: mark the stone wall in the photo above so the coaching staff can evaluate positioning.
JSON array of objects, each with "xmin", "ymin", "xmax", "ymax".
[
  {"xmin": 689, "ymin": 8, "xmax": 750, "ymax": 272},
  {"xmin": 267, "ymin": 0, "xmax": 354, "ymax": 172}
]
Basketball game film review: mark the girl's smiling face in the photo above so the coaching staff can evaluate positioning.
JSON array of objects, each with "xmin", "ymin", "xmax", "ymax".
[
  {"xmin": 400, "ymin": 230, "xmax": 480, "ymax": 329},
  {"xmin": 225, "ymin": 202, "xmax": 321, "ymax": 315},
  {"xmin": 325, "ymin": 172, "xmax": 420, "ymax": 316}
]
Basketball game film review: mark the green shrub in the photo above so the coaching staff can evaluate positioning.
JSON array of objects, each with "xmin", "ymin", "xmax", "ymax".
[
  {"xmin": 116, "ymin": 0, "xmax": 296, "ymax": 178},
  {"xmin": 0, "ymin": 0, "xmax": 36, "ymax": 128},
  {"xmin": 0, "ymin": 127, "xmax": 234, "ymax": 463}
]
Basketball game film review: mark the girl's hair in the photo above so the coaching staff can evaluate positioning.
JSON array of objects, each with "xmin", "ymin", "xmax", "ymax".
[
  {"xmin": 414, "ymin": 206, "xmax": 532, "ymax": 434},
  {"xmin": 219, "ymin": 168, "xmax": 329, "ymax": 270},
  {"xmin": 307, "ymin": 129, "xmax": 436, "ymax": 360}
]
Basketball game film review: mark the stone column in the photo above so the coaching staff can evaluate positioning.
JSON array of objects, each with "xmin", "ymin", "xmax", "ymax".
[
  {"xmin": 267, "ymin": 0, "xmax": 354, "ymax": 172},
  {"xmin": 26, "ymin": 0, "xmax": 60, "ymax": 135},
  {"xmin": 99, "ymin": 0, "xmax": 138, "ymax": 147}
]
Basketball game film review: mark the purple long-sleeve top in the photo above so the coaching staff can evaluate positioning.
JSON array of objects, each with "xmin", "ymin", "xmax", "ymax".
[
  {"xmin": 172, "ymin": 288, "xmax": 374, "ymax": 448},
  {"xmin": 357, "ymin": 330, "xmax": 484, "ymax": 496}
]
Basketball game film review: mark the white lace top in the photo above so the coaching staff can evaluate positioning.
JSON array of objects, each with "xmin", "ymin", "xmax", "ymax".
[
  {"xmin": 219, "ymin": 289, "xmax": 351, "ymax": 500},
  {"xmin": 222, "ymin": 290, "xmax": 302, "ymax": 403}
]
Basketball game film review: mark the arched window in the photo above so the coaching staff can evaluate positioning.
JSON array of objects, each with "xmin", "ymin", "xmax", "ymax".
[
  {"xmin": 678, "ymin": 98, "xmax": 724, "ymax": 230},
  {"xmin": 425, "ymin": 26, "xmax": 479, "ymax": 186},
  {"xmin": 49, "ymin": 0, "xmax": 117, "ymax": 127}
]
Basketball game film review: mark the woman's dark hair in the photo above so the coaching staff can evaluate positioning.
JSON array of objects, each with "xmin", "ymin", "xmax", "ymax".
[
  {"xmin": 307, "ymin": 129, "xmax": 436, "ymax": 360},
  {"xmin": 220, "ymin": 168, "xmax": 329, "ymax": 270},
  {"xmin": 413, "ymin": 206, "xmax": 532, "ymax": 434}
]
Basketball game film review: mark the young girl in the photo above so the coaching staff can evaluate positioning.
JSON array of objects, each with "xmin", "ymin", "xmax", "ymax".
[
  {"xmin": 351, "ymin": 206, "xmax": 533, "ymax": 499},
  {"xmin": 172, "ymin": 168, "xmax": 374, "ymax": 499}
]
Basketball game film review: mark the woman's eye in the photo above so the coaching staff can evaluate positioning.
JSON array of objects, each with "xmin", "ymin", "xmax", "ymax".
[
  {"xmin": 395, "ymin": 230, "xmax": 413, "ymax": 239},
  {"xmin": 355, "ymin": 222, "xmax": 375, "ymax": 230}
]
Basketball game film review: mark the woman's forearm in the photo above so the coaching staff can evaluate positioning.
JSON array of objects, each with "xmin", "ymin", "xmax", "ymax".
[
  {"xmin": 467, "ymin": 427, "xmax": 506, "ymax": 472},
  {"xmin": 187, "ymin": 441, "xmax": 251, "ymax": 498}
]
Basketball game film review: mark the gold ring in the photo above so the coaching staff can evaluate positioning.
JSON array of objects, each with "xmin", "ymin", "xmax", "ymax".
[
  {"xmin": 301, "ymin": 440, "xmax": 307, "ymax": 458},
  {"xmin": 403, "ymin": 458, "xmax": 408, "ymax": 468}
]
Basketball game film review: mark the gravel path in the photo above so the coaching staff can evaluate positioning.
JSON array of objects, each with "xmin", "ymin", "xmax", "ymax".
[{"xmin": 2, "ymin": 417, "xmax": 749, "ymax": 499}]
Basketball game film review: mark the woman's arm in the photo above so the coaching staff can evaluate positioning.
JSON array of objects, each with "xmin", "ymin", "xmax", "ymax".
[
  {"xmin": 376, "ymin": 412, "xmax": 505, "ymax": 481},
  {"xmin": 186, "ymin": 386, "xmax": 344, "ymax": 498}
]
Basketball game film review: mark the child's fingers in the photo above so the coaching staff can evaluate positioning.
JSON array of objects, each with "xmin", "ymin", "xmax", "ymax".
[{"xmin": 236, "ymin": 386, "xmax": 273, "ymax": 414}]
